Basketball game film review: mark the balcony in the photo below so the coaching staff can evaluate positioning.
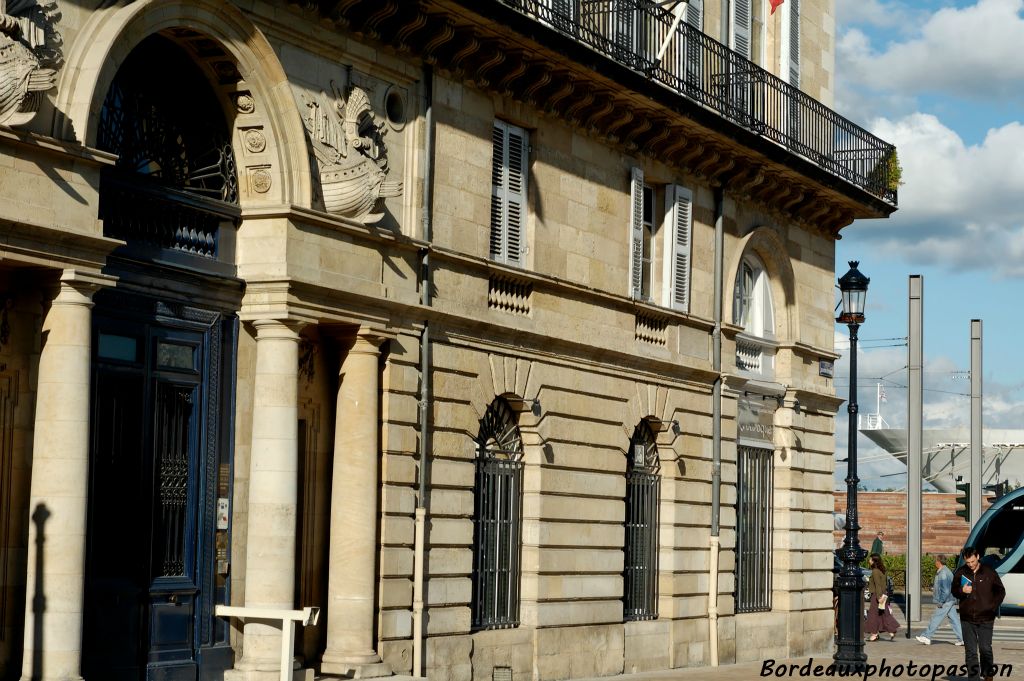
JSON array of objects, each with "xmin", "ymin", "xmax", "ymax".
[
  {"xmin": 735, "ymin": 333, "xmax": 776, "ymax": 380},
  {"xmin": 501, "ymin": 0, "xmax": 897, "ymax": 205},
  {"xmin": 312, "ymin": 0, "xmax": 897, "ymax": 226}
]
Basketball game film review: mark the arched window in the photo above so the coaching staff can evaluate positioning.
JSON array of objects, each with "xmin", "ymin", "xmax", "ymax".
[
  {"xmin": 733, "ymin": 254, "xmax": 774, "ymax": 339},
  {"xmin": 471, "ymin": 397, "xmax": 524, "ymax": 629},
  {"xmin": 624, "ymin": 420, "xmax": 660, "ymax": 620},
  {"xmin": 97, "ymin": 34, "xmax": 239, "ymax": 258}
]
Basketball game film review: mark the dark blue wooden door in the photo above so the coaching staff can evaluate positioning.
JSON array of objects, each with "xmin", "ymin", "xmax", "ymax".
[{"xmin": 85, "ymin": 315, "xmax": 222, "ymax": 681}]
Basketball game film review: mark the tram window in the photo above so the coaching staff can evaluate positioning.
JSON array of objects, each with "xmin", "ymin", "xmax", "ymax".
[
  {"xmin": 98, "ymin": 333, "xmax": 139, "ymax": 362},
  {"xmin": 974, "ymin": 507, "xmax": 1024, "ymax": 570},
  {"xmin": 157, "ymin": 341, "xmax": 196, "ymax": 370}
]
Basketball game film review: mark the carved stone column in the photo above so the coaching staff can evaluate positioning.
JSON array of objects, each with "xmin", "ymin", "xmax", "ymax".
[
  {"xmin": 321, "ymin": 332, "xmax": 390, "ymax": 678},
  {"xmin": 229, "ymin": 319, "xmax": 304, "ymax": 680},
  {"xmin": 20, "ymin": 271, "xmax": 106, "ymax": 681}
]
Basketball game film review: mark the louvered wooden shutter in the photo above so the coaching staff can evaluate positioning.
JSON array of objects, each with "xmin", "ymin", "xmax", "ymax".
[
  {"xmin": 685, "ymin": 0, "xmax": 703, "ymax": 31},
  {"xmin": 613, "ymin": 0, "xmax": 635, "ymax": 56},
  {"xmin": 629, "ymin": 167, "xmax": 644, "ymax": 298},
  {"xmin": 732, "ymin": 0, "xmax": 751, "ymax": 59},
  {"xmin": 548, "ymin": 0, "xmax": 574, "ymax": 30},
  {"xmin": 490, "ymin": 121, "xmax": 528, "ymax": 266},
  {"xmin": 505, "ymin": 127, "xmax": 527, "ymax": 267},
  {"xmin": 489, "ymin": 123, "xmax": 506, "ymax": 261},
  {"xmin": 789, "ymin": 0, "xmax": 800, "ymax": 87},
  {"xmin": 666, "ymin": 185, "xmax": 693, "ymax": 312}
]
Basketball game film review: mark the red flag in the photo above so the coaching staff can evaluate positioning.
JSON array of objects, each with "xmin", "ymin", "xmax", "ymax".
[{"xmin": 770, "ymin": 0, "xmax": 784, "ymax": 14}]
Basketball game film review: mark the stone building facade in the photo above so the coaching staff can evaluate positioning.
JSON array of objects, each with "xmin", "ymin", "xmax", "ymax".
[{"xmin": 0, "ymin": 1, "xmax": 896, "ymax": 680}]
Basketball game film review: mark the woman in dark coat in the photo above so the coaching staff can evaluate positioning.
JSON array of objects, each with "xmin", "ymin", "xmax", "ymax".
[{"xmin": 864, "ymin": 553, "xmax": 900, "ymax": 641}]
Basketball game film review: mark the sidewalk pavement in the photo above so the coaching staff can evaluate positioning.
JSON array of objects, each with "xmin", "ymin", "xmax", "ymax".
[{"xmin": 574, "ymin": 603, "xmax": 1024, "ymax": 681}]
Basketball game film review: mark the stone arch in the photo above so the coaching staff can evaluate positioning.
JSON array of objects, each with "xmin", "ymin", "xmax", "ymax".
[
  {"xmin": 727, "ymin": 225, "xmax": 798, "ymax": 342},
  {"xmin": 623, "ymin": 383, "xmax": 682, "ymax": 462},
  {"xmin": 54, "ymin": 0, "xmax": 310, "ymax": 208}
]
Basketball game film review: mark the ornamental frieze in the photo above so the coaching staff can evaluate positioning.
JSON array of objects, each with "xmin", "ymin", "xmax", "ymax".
[
  {"xmin": 301, "ymin": 81, "xmax": 403, "ymax": 223},
  {"xmin": 0, "ymin": 0, "xmax": 61, "ymax": 127}
]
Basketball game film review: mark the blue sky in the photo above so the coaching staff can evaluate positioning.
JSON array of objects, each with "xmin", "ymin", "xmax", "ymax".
[{"xmin": 830, "ymin": 0, "xmax": 1024, "ymax": 489}]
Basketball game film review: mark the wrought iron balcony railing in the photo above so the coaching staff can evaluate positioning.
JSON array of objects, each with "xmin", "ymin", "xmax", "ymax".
[{"xmin": 500, "ymin": 0, "xmax": 898, "ymax": 205}]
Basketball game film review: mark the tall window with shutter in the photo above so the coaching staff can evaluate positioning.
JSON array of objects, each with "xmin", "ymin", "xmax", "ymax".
[
  {"xmin": 788, "ymin": 0, "xmax": 800, "ymax": 87},
  {"xmin": 785, "ymin": 0, "xmax": 802, "ymax": 144},
  {"xmin": 490, "ymin": 121, "xmax": 528, "ymax": 267},
  {"xmin": 731, "ymin": 0, "xmax": 752, "ymax": 59},
  {"xmin": 683, "ymin": 0, "xmax": 703, "ymax": 86},
  {"xmin": 733, "ymin": 255, "xmax": 775, "ymax": 338},
  {"xmin": 663, "ymin": 185, "xmax": 693, "ymax": 312},
  {"xmin": 624, "ymin": 420, "xmax": 660, "ymax": 620}
]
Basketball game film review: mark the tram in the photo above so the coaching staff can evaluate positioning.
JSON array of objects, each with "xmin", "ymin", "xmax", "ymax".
[{"xmin": 961, "ymin": 486, "xmax": 1024, "ymax": 616}]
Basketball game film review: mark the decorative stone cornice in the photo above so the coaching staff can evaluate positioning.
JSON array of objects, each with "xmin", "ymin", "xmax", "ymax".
[{"xmin": 302, "ymin": 0, "xmax": 892, "ymax": 237}]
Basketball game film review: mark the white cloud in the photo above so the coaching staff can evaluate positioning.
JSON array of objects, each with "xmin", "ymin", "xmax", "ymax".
[
  {"xmin": 836, "ymin": 0, "xmax": 922, "ymax": 31},
  {"xmin": 847, "ymin": 114, "xmax": 1024, "ymax": 276},
  {"xmin": 839, "ymin": 0, "xmax": 1024, "ymax": 100}
]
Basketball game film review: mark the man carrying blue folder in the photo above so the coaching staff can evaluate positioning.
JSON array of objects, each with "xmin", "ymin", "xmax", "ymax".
[{"xmin": 952, "ymin": 546, "xmax": 1006, "ymax": 681}]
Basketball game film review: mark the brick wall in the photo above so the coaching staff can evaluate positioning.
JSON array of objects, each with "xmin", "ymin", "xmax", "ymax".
[{"xmin": 833, "ymin": 492, "xmax": 993, "ymax": 555}]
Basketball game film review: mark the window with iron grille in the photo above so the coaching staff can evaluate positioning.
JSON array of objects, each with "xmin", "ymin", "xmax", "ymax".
[
  {"xmin": 624, "ymin": 421, "xmax": 660, "ymax": 620},
  {"xmin": 471, "ymin": 397, "xmax": 524, "ymax": 629},
  {"xmin": 736, "ymin": 445, "xmax": 774, "ymax": 613}
]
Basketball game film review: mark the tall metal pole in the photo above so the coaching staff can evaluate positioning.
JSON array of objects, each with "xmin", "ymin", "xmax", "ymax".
[
  {"xmin": 970, "ymin": 320, "xmax": 983, "ymax": 526},
  {"xmin": 835, "ymin": 322, "xmax": 867, "ymax": 670},
  {"xmin": 907, "ymin": 276, "xmax": 923, "ymax": 623}
]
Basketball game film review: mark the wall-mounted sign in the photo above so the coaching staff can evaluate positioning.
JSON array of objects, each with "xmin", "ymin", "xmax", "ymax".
[
  {"xmin": 738, "ymin": 398, "xmax": 774, "ymax": 445},
  {"xmin": 819, "ymin": 359, "xmax": 834, "ymax": 378}
]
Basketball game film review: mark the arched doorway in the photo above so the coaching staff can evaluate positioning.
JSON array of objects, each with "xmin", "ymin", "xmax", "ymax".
[{"xmin": 83, "ymin": 33, "xmax": 240, "ymax": 681}]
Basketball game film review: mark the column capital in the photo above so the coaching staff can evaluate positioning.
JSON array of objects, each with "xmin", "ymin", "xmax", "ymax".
[
  {"xmin": 341, "ymin": 327, "xmax": 392, "ymax": 358},
  {"xmin": 51, "ymin": 269, "xmax": 116, "ymax": 307},
  {"xmin": 251, "ymin": 318, "xmax": 308, "ymax": 342}
]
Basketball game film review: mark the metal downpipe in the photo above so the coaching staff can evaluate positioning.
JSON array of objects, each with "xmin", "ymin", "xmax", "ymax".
[
  {"xmin": 413, "ymin": 64, "xmax": 435, "ymax": 678},
  {"xmin": 709, "ymin": 186, "xmax": 724, "ymax": 666}
]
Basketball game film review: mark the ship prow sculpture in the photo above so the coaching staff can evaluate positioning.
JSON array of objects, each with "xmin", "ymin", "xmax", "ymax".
[
  {"xmin": 0, "ymin": 0, "xmax": 60, "ymax": 128},
  {"xmin": 302, "ymin": 81, "xmax": 403, "ymax": 223}
]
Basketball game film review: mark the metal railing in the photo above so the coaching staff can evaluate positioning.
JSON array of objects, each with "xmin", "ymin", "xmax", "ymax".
[{"xmin": 499, "ymin": 0, "xmax": 897, "ymax": 204}]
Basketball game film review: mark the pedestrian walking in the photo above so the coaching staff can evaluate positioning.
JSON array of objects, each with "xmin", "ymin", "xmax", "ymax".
[
  {"xmin": 864, "ymin": 553, "xmax": 899, "ymax": 641},
  {"xmin": 916, "ymin": 555, "xmax": 964, "ymax": 646},
  {"xmin": 952, "ymin": 546, "xmax": 1006, "ymax": 681},
  {"xmin": 870, "ymin": 531, "xmax": 884, "ymax": 556}
]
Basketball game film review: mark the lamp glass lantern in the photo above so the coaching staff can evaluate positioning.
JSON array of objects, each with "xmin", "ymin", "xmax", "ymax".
[{"xmin": 837, "ymin": 261, "xmax": 870, "ymax": 324}]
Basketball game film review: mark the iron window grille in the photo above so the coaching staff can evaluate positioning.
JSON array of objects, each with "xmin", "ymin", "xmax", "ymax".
[
  {"xmin": 471, "ymin": 397, "xmax": 525, "ymax": 629},
  {"xmin": 624, "ymin": 420, "xmax": 660, "ymax": 620},
  {"xmin": 736, "ymin": 445, "xmax": 774, "ymax": 613}
]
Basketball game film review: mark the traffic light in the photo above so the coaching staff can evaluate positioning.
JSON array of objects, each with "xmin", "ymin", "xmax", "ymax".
[
  {"xmin": 955, "ymin": 477, "xmax": 970, "ymax": 522},
  {"xmin": 984, "ymin": 481, "xmax": 1009, "ymax": 500}
]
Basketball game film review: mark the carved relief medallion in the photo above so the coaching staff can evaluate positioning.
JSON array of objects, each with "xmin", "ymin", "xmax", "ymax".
[
  {"xmin": 234, "ymin": 92, "xmax": 256, "ymax": 114},
  {"xmin": 243, "ymin": 128, "xmax": 266, "ymax": 153},
  {"xmin": 249, "ymin": 168, "xmax": 272, "ymax": 194}
]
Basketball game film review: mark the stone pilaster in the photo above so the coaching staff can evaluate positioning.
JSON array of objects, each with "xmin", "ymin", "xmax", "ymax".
[
  {"xmin": 321, "ymin": 332, "xmax": 391, "ymax": 678},
  {"xmin": 229, "ymin": 319, "xmax": 304, "ymax": 680},
  {"xmin": 20, "ymin": 271, "xmax": 108, "ymax": 681}
]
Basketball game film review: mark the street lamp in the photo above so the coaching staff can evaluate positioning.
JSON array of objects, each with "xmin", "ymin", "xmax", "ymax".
[{"xmin": 834, "ymin": 261, "xmax": 870, "ymax": 671}]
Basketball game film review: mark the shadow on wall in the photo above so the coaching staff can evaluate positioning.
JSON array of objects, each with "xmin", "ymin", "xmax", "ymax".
[{"xmin": 30, "ymin": 502, "xmax": 50, "ymax": 681}]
